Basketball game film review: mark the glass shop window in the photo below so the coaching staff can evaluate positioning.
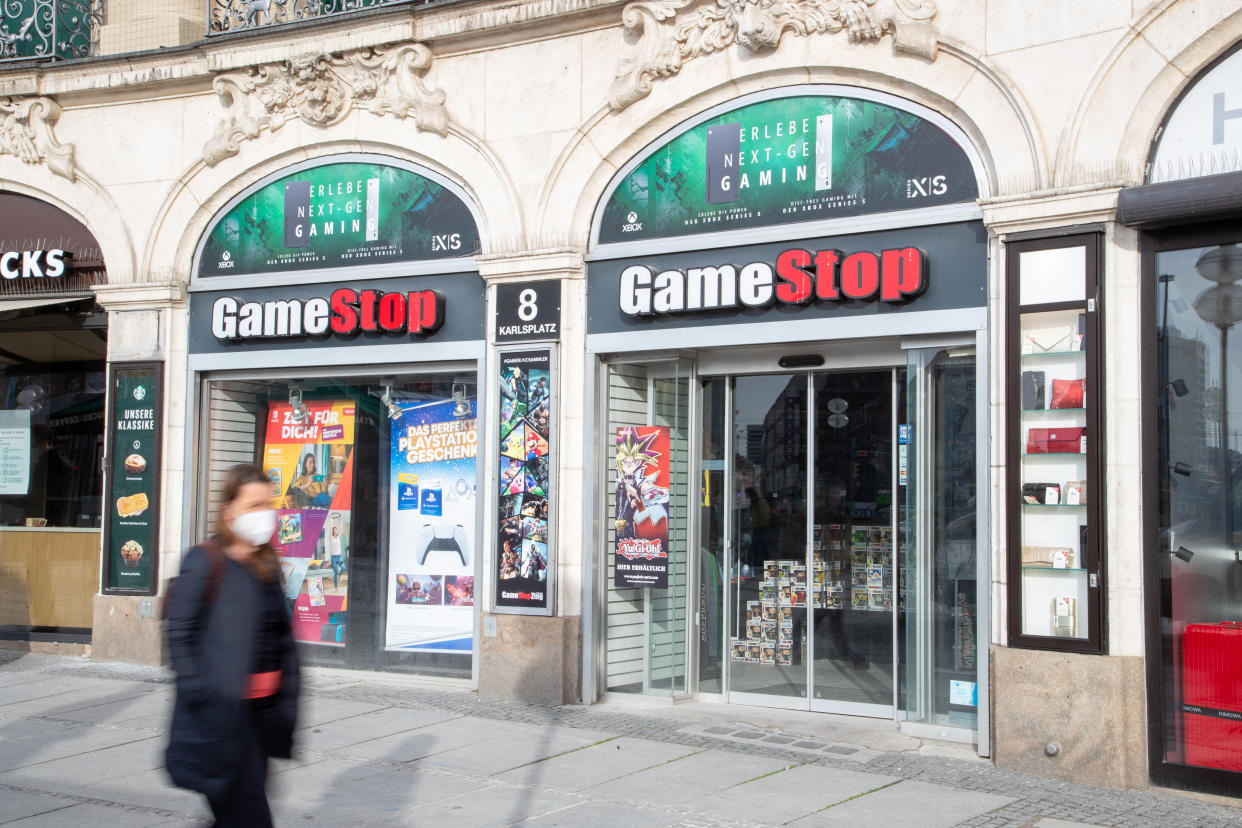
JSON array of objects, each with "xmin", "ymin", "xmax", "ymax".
[
  {"xmin": 0, "ymin": 364, "xmax": 106, "ymax": 528},
  {"xmin": 1155, "ymin": 241, "xmax": 1242, "ymax": 776},
  {"xmin": 199, "ymin": 372, "xmax": 478, "ymax": 677}
]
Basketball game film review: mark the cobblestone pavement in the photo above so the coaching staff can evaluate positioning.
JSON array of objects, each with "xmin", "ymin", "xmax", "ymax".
[{"xmin": 1, "ymin": 651, "xmax": 1239, "ymax": 827}]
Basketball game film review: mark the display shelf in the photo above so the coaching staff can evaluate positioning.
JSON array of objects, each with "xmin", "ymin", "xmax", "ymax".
[{"xmin": 1007, "ymin": 234, "xmax": 1101, "ymax": 651}]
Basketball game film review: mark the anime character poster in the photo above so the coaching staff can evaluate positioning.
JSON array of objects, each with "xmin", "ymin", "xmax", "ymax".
[
  {"xmin": 386, "ymin": 397, "xmax": 477, "ymax": 651},
  {"xmin": 496, "ymin": 351, "xmax": 552, "ymax": 610},
  {"xmin": 613, "ymin": 426, "xmax": 671, "ymax": 589},
  {"xmin": 262, "ymin": 401, "xmax": 356, "ymax": 645}
]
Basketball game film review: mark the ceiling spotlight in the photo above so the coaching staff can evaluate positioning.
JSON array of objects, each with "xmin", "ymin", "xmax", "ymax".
[
  {"xmin": 1173, "ymin": 546, "xmax": 1194, "ymax": 563},
  {"xmin": 288, "ymin": 382, "xmax": 309, "ymax": 424},
  {"xmin": 381, "ymin": 386, "xmax": 402, "ymax": 421},
  {"xmin": 452, "ymin": 383, "xmax": 472, "ymax": 419},
  {"xmin": 1172, "ymin": 462, "xmax": 1192, "ymax": 477},
  {"xmin": 1168, "ymin": 379, "xmax": 1189, "ymax": 398}
]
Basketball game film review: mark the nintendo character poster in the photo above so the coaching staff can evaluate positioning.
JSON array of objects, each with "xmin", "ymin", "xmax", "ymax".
[
  {"xmin": 263, "ymin": 400, "xmax": 356, "ymax": 646},
  {"xmin": 613, "ymin": 426, "xmax": 671, "ymax": 589},
  {"xmin": 386, "ymin": 396, "xmax": 477, "ymax": 651},
  {"xmin": 496, "ymin": 351, "xmax": 552, "ymax": 611}
]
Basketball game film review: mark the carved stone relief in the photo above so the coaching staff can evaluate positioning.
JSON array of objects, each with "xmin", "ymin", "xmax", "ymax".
[
  {"xmin": 0, "ymin": 96, "xmax": 76, "ymax": 181},
  {"xmin": 610, "ymin": 0, "xmax": 939, "ymax": 111},
  {"xmin": 204, "ymin": 43, "xmax": 448, "ymax": 166}
]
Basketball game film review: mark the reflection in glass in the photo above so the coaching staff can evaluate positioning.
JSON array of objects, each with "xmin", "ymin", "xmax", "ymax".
[
  {"xmin": 812, "ymin": 371, "xmax": 896, "ymax": 708},
  {"xmin": 727, "ymin": 375, "xmax": 809, "ymax": 699},
  {"xmin": 1157, "ymin": 243, "xmax": 1242, "ymax": 774}
]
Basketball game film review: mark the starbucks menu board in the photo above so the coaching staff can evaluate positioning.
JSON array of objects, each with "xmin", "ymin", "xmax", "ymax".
[{"xmin": 103, "ymin": 363, "xmax": 163, "ymax": 594}]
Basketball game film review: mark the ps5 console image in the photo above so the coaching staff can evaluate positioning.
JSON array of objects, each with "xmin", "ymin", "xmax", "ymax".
[{"xmin": 417, "ymin": 523, "xmax": 470, "ymax": 567}]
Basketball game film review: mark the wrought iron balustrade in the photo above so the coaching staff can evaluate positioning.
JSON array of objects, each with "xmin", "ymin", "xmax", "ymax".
[
  {"xmin": 208, "ymin": 0, "xmax": 428, "ymax": 36},
  {"xmin": 0, "ymin": 0, "xmax": 101, "ymax": 62}
]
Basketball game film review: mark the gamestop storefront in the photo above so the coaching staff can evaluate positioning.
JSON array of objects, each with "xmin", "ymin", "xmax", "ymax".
[
  {"xmin": 186, "ymin": 155, "xmax": 485, "ymax": 678},
  {"xmin": 584, "ymin": 88, "xmax": 993, "ymax": 747}
]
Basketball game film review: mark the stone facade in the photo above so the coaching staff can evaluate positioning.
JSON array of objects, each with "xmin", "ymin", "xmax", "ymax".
[{"xmin": 3, "ymin": 0, "xmax": 1241, "ymax": 793}]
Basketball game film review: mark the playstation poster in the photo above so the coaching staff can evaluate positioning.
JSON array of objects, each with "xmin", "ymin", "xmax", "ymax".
[
  {"xmin": 385, "ymin": 397, "xmax": 478, "ymax": 652},
  {"xmin": 613, "ymin": 426, "xmax": 671, "ymax": 589},
  {"xmin": 497, "ymin": 350, "xmax": 552, "ymax": 611}
]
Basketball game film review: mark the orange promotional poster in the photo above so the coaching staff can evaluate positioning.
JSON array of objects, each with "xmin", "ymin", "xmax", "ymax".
[{"xmin": 262, "ymin": 401, "xmax": 356, "ymax": 646}]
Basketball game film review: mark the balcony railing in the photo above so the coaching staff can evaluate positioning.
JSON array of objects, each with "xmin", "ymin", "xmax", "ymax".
[
  {"xmin": 0, "ymin": 0, "xmax": 101, "ymax": 62},
  {"xmin": 208, "ymin": 0, "xmax": 426, "ymax": 36}
]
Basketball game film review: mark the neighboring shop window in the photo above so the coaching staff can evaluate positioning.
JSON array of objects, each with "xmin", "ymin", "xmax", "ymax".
[
  {"xmin": 0, "ymin": 364, "xmax": 105, "ymax": 528},
  {"xmin": 1153, "ymin": 236, "xmax": 1242, "ymax": 777},
  {"xmin": 200, "ymin": 373, "xmax": 477, "ymax": 677},
  {"xmin": 1005, "ymin": 233, "xmax": 1105, "ymax": 652}
]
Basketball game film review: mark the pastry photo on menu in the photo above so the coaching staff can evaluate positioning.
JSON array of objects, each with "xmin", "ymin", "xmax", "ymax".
[
  {"xmin": 116, "ymin": 492, "xmax": 149, "ymax": 518},
  {"xmin": 124, "ymin": 453, "xmax": 147, "ymax": 474},
  {"xmin": 121, "ymin": 540, "xmax": 144, "ymax": 568}
]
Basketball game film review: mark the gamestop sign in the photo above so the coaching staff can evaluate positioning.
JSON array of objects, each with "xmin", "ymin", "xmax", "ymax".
[
  {"xmin": 211, "ymin": 287, "xmax": 443, "ymax": 341},
  {"xmin": 619, "ymin": 246, "xmax": 926, "ymax": 317}
]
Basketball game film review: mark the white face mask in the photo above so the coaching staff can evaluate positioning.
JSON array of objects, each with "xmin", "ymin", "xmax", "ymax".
[{"xmin": 230, "ymin": 509, "xmax": 276, "ymax": 546}]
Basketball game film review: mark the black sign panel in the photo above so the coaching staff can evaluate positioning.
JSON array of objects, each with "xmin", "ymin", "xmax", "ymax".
[
  {"xmin": 586, "ymin": 220, "xmax": 986, "ymax": 335},
  {"xmin": 495, "ymin": 280, "xmax": 562, "ymax": 343},
  {"xmin": 187, "ymin": 273, "xmax": 486, "ymax": 354}
]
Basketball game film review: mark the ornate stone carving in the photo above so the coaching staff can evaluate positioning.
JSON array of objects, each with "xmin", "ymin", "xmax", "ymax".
[
  {"xmin": 204, "ymin": 43, "xmax": 448, "ymax": 166},
  {"xmin": 0, "ymin": 96, "xmax": 75, "ymax": 181},
  {"xmin": 610, "ymin": 0, "xmax": 939, "ymax": 111}
]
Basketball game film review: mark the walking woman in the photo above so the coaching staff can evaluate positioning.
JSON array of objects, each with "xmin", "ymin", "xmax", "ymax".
[{"xmin": 166, "ymin": 463, "xmax": 300, "ymax": 826}]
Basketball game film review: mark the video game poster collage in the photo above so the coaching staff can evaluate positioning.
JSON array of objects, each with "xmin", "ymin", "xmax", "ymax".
[{"xmin": 497, "ymin": 351, "xmax": 552, "ymax": 610}]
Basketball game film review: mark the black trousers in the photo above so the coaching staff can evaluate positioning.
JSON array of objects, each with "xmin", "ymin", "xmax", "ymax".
[{"xmin": 208, "ymin": 705, "xmax": 272, "ymax": 828}]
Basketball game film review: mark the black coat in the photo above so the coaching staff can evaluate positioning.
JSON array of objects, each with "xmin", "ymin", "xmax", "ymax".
[{"xmin": 165, "ymin": 543, "xmax": 300, "ymax": 800}]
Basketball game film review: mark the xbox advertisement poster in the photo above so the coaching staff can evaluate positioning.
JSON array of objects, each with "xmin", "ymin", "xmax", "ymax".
[{"xmin": 385, "ymin": 397, "xmax": 478, "ymax": 652}]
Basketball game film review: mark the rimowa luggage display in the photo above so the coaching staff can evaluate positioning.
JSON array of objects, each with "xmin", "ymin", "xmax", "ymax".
[{"xmin": 1182, "ymin": 621, "xmax": 1242, "ymax": 772}]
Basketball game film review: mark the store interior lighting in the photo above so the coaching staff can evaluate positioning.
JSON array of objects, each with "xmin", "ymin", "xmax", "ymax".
[
  {"xmin": 1171, "ymin": 461, "xmax": 1193, "ymax": 477},
  {"xmin": 288, "ymin": 382, "xmax": 309, "ymax": 424},
  {"xmin": 1173, "ymin": 546, "xmax": 1195, "ymax": 563},
  {"xmin": 1168, "ymin": 379, "xmax": 1189, "ymax": 397},
  {"xmin": 452, "ymin": 384, "xmax": 471, "ymax": 419}
]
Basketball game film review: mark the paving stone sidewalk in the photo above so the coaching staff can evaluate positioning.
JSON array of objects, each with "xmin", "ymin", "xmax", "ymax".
[{"xmin": 0, "ymin": 651, "xmax": 1238, "ymax": 827}]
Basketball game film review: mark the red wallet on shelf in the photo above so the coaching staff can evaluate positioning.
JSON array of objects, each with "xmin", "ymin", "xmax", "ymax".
[
  {"xmin": 1027, "ymin": 427, "xmax": 1086, "ymax": 454},
  {"xmin": 1050, "ymin": 378, "xmax": 1085, "ymax": 409}
]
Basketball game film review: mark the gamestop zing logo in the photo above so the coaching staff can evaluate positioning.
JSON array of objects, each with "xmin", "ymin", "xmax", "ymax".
[
  {"xmin": 212, "ymin": 288, "xmax": 443, "ymax": 341},
  {"xmin": 619, "ymin": 246, "xmax": 926, "ymax": 317}
]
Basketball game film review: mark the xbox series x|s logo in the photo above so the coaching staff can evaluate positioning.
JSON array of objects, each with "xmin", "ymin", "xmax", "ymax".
[
  {"xmin": 216, "ymin": 249, "xmax": 235, "ymax": 270},
  {"xmin": 621, "ymin": 211, "xmax": 643, "ymax": 233}
]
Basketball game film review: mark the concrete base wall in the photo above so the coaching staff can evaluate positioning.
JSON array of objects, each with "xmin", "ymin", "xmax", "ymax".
[
  {"xmin": 90, "ymin": 594, "xmax": 164, "ymax": 666},
  {"xmin": 992, "ymin": 645, "xmax": 1147, "ymax": 789},
  {"xmin": 478, "ymin": 613, "xmax": 580, "ymax": 706}
]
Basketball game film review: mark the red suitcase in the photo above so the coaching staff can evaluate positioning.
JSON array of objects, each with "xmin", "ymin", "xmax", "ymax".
[{"xmin": 1182, "ymin": 621, "xmax": 1242, "ymax": 772}]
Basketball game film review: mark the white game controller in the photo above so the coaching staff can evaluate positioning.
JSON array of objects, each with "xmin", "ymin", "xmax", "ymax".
[{"xmin": 417, "ymin": 523, "xmax": 470, "ymax": 567}]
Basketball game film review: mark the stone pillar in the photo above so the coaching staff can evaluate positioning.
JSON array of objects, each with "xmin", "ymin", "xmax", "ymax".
[
  {"xmin": 97, "ymin": 0, "xmax": 202, "ymax": 55},
  {"xmin": 475, "ymin": 249, "xmax": 585, "ymax": 706},
  {"xmin": 89, "ymin": 281, "xmax": 186, "ymax": 666},
  {"xmin": 981, "ymin": 189, "xmax": 1148, "ymax": 788}
]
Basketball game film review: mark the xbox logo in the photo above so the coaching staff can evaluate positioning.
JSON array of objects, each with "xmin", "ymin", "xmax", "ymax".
[
  {"xmin": 621, "ymin": 211, "xmax": 643, "ymax": 233},
  {"xmin": 222, "ymin": 250, "xmax": 231, "ymax": 261},
  {"xmin": 627, "ymin": 212, "xmax": 638, "ymax": 223}
]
